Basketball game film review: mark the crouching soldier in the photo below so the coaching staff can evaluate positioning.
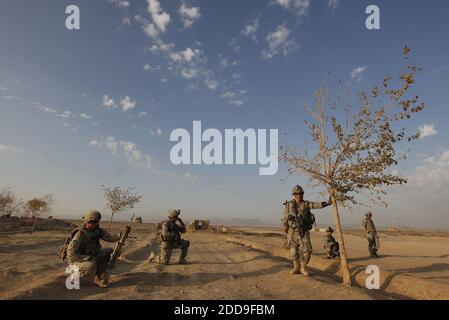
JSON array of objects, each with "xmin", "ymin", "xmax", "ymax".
[
  {"xmin": 148, "ymin": 209, "xmax": 190, "ymax": 265},
  {"xmin": 66, "ymin": 210, "xmax": 122, "ymax": 288},
  {"xmin": 323, "ymin": 227, "xmax": 340, "ymax": 259}
]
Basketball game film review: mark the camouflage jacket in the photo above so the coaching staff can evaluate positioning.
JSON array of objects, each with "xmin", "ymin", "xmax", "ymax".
[
  {"xmin": 67, "ymin": 227, "xmax": 120, "ymax": 263},
  {"xmin": 161, "ymin": 219, "xmax": 186, "ymax": 242},
  {"xmin": 363, "ymin": 218, "xmax": 377, "ymax": 235},
  {"xmin": 283, "ymin": 199, "xmax": 330, "ymax": 236}
]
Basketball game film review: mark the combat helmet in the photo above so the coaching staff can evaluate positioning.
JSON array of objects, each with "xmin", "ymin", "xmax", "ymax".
[
  {"xmin": 292, "ymin": 185, "xmax": 304, "ymax": 195},
  {"xmin": 83, "ymin": 210, "xmax": 102, "ymax": 223},
  {"xmin": 326, "ymin": 227, "xmax": 334, "ymax": 233},
  {"xmin": 168, "ymin": 209, "xmax": 181, "ymax": 218}
]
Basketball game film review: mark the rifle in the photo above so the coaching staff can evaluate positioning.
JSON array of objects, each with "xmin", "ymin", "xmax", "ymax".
[{"xmin": 102, "ymin": 214, "xmax": 134, "ymax": 282}]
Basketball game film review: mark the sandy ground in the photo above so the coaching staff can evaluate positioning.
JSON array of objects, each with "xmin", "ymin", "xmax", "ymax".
[{"xmin": 0, "ymin": 221, "xmax": 447, "ymax": 300}]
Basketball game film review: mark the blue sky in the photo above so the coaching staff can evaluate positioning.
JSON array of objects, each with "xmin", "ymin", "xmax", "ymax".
[{"xmin": 1, "ymin": 0, "xmax": 448, "ymax": 228}]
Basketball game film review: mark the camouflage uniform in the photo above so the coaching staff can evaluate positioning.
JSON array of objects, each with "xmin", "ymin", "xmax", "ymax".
[
  {"xmin": 283, "ymin": 186, "xmax": 331, "ymax": 275},
  {"xmin": 149, "ymin": 210, "xmax": 190, "ymax": 265},
  {"xmin": 363, "ymin": 212, "xmax": 379, "ymax": 257},
  {"xmin": 323, "ymin": 227, "xmax": 340, "ymax": 259},
  {"xmin": 66, "ymin": 211, "xmax": 121, "ymax": 284}
]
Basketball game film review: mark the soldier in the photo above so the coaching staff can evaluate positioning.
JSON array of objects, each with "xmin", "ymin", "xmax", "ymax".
[
  {"xmin": 323, "ymin": 227, "xmax": 340, "ymax": 259},
  {"xmin": 148, "ymin": 209, "xmax": 190, "ymax": 265},
  {"xmin": 66, "ymin": 210, "xmax": 123, "ymax": 288},
  {"xmin": 363, "ymin": 211, "xmax": 379, "ymax": 258},
  {"xmin": 282, "ymin": 185, "xmax": 331, "ymax": 276}
]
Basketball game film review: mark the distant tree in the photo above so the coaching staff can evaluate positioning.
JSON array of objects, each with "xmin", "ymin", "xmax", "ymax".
[
  {"xmin": 281, "ymin": 47, "xmax": 425, "ymax": 286},
  {"xmin": 23, "ymin": 195, "xmax": 54, "ymax": 233},
  {"xmin": 102, "ymin": 185, "xmax": 142, "ymax": 230},
  {"xmin": 0, "ymin": 187, "xmax": 22, "ymax": 218}
]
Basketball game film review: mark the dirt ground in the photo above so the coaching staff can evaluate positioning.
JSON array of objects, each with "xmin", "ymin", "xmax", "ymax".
[{"xmin": 0, "ymin": 220, "xmax": 447, "ymax": 300}]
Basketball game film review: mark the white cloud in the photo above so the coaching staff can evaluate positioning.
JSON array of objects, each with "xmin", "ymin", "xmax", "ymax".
[
  {"xmin": 0, "ymin": 144, "xmax": 24, "ymax": 153},
  {"xmin": 147, "ymin": 0, "xmax": 170, "ymax": 33},
  {"xmin": 241, "ymin": 15, "xmax": 260, "ymax": 42},
  {"xmin": 262, "ymin": 24, "xmax": 298, "ymax": 59},
  {"xmin": 205, "ymin": 78, "xmax": 219, "ymax": 90},
  {"xmin": 409, "ymin": 149, "xmax": 449, "ymax": 188},
  {"xmin": 350, "ymin": 66, "xmax": 367, "ymax": 82},
  {"xmin": 0, "ymin": 86, "xmax": 8, "ymax": 91},
  {"xmin": 418, "ymin": 123, "xmax": 438, "ymax": 138},
  {"xmin": 120, "ymin": 96, "xmax": 136, "ymax": 112},
  {"xmin": 275, "ymin": 0, "xmax": 310, "ymax": 16},
  {"xmin": 179, "ymin": 2, "xmax": 201, "ymax": 29},
  {"xmin": 38, "ymin": 106, "xmax": 58, "ymax": 114},
  {"xmin": 102, "ymin": 95, "xmax": 117, "ymax": 109},
  {"xmin": 328, "ymin": 0, "xmax": 339, "ymax": 11},
  {"xmin": 221, "ymin": 89, "xmax": 246, "ymax": 106},
  {"xmin": 89, "ymin": 140, "xmax": 99, "ymax": 146},
  {"xmin": 138, "ymin": 111, "xmax": 148, "ymax": 118},
  {"xmin": 59, "ymin": 111, "xmax": 72, "ymax": 118},
  {"xmin": 149, "ymin": 127, "xmax": 163, "ymax": 136},
  {"xmin": 143, "ymin": 64, "xmax": 161, "ymax": 71},
  {"xmin": 80, "ymin": 113, "xmax": 93, "ymax": 119},
  {"xmin": 110, "ymin": 0, "xmax": 129, "ymax": 8}
]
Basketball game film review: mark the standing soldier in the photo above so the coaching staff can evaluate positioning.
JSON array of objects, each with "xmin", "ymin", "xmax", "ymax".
[
  {"xmin": 66, "ymin": 210, "xmax": 123, "ymax": 288},
  {"xmin": 363, "ymin": 211, "xmax": 379, "ymax": 258},
  {"xmin": 148, "ymin": 209, "xmax": 190, "ymax": 265},
  {"xmin": 282, "ymin": 185, "xmax": 331, "ymax": 276},
  {"xmin": 323, "ymin": 227, "xmax": 340, "ymax": 259}
]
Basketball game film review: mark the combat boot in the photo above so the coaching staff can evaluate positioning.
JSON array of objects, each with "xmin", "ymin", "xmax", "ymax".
[
  {"xmin": 94, "ymin": 276, "xmax": 109, "ymax": 288},
  {"xmin": 148, "ymin": 252, "xmax": 156, "ymax": 263},
  {"xmin": 178, "ymin": 257, "xmax": 188, "ymax": 265},
  {"xmin": 290, "ymin": 261, "xmax": 300, "ymax": 274},
  {"xmin": 300, "ymin": 262, "xmax": 310, "ymax": 276}
]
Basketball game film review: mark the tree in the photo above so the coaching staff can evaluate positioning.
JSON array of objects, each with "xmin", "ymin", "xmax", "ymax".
[
  {"xmin": 0, "ymin": 187, "xmax": 22, "ymax": 218},
  {"xmin": 102, "ymin": 185, "xmax": 142, "ymax": 230},
  {"xmin": 281, "ymin": 47, "xmax": 425, "ymax": 286},
  {"xmin": 23, "ymin": 195, "xmax": 54, "ymax": 233}
]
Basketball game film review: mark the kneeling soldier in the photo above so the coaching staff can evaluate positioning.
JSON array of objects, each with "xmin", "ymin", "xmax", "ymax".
[
  {"xmin": 148, "ymin": 209, "xmax": 190, "ymax": 265},
  {"xmin": 66, "ymin": 210, "xmax": 122, "ymax": 288},
  {"xmin": 323, "ymin": 227, "xmax": 340, "ymax": 259}
]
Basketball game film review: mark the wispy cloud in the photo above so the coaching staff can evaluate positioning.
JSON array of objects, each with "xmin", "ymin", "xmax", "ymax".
[
  {"xmin": 275, "ymin": 0, "xmax": 310, "ymax": 16},
  {"xmin": 262, "ymin": 24, "xmax": 298, "ymax": 59},
  {"xmin": 80, "ymin": 113, "xmax": 93, "ymax": 119},
  {"xmin": 418, "ymin": 123, "xmax": 438, "ymax": 138},
  {"xmin": 350, "ymin": 66, "xmax": 367, "ymax": 82},
  {"xmin": 143, "ymin": 63, "xmax": 161, "ymax": 71},
  {"xmin": 120, "ymin": 96, "xmax": 136, "ymax": 112},
  {"xmin": 149, "ymin": 127, "xmax": 163, "ymax": 136},
  {"xmin": 241, "ymin": 15, "xmax": 260, "ymax": 42},
  {"xmin": 179, "ymin": 2, "xmax": 201, "ymax": 29},
  {"xmin": 102, "ymin": 95, "xmax": 117, "ymax": 109},
  {"xmin": 328, "ymin": 0, "xmax": 339, "ymax": 12},
  {"xmin": 0, "ymin": 144, "xmax": 24, "ymax": 153}
]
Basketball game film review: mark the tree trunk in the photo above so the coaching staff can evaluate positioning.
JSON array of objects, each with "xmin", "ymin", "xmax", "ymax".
[
  {"xmin": 330, "ymin": 194, "xmax": 352, "ymax": 286},
  {"xmin": 108, "ymin": 212, "xmax": 115, "ymax": 231},
  {"xmin": 30, "ymin": 213, "xmax": 41, "ymax": 234}
]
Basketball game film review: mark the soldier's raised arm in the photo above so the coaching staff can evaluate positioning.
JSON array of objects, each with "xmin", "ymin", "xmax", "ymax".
[
  {"xmin": 176, "ymin": 218, "xmax": 187, "ymax": 233},
  {"xmin": 67, "ymin": 231, "xmax": 91, "ymax": 262},
  {"xmin": 308, "ymin": 196, "xmax": 332, "ymax": 209},
  {"xmin": 100, "ymin": 228, "xmax": 121, "ymax": 242}
]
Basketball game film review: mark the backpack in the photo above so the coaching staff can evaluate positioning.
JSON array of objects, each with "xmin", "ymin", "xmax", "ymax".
[{"xmin": 58, "ymin": 228, "xmax": 81, "ymax": 262}]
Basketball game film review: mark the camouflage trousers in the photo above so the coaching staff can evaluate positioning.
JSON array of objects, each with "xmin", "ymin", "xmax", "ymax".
[
  {"xmin": 68, "ymin": 248, "xmax": 113, "ymax": 283},
  {"xmin": 324, "ymin": 242, "xmax": 340, "ymax": 259},
  {"xmin": 153, "ymin": 239, "xmax": 190, "ymax": 265},
  {"xmin": 289, "ymin": 231, "xmax": 312, "ymax": 265},
  {"xmin": 367, "ymin": 233, "xmax": 378, "ymax": 255}
]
